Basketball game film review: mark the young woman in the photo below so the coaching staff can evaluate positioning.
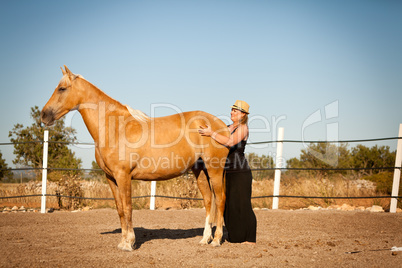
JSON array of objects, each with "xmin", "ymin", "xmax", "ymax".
[{"xmin": 198, "ymin": 100, "xmax": 257, "ymax": 244}]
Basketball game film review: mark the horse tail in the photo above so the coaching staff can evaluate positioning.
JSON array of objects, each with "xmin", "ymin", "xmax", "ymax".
[{"xmin": 209, "ymin": 191, "xmax": 217, "ymax": 224}]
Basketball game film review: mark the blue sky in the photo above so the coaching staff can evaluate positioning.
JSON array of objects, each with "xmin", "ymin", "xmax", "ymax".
[{"xmin": 1, "ymin": 0, "xmax": 401, "ymax": 169}]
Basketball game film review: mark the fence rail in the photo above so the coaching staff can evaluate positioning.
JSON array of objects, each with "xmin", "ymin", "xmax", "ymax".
[
  {"xmin": 247, "ymin": 136, "xmax": 402, "ymax": 145},
  {"xmin": 1, "ymin": 127, "xmax": 402, "ymax": 212},
  {"xmin": 1, "ymin": 194, "xmax": 401, "ymax": 201},
  {"xmin": 2, "ymin": 166, "xmax": 401, "ymax": 172},
  {"xmin": 2, "ymin": 136, "xmax": 402, "ymax": 147}
]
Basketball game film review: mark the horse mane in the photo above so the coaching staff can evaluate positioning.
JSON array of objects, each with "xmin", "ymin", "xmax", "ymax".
[
  {"xmin": 62, "ymin": 72, "xmax": 149, "ymax": 123},
  {"xmin": 125, "ymin": 105, "xmax": 150, "ymax": 123},
  {"xmin": 60, "ymin": 74, "xmax": 84, "ymax": 87}
]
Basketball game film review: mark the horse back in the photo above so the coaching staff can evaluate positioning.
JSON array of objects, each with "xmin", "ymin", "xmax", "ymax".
[
  {"xmin": 150, "ymin": 110, "xmax": 229, "ymax": 151},
  {"xmin": 124, "ymin": 110, "xmax": 229, "ymax": 180}
]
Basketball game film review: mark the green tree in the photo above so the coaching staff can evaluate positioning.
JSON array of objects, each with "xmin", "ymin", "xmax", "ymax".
[
  {"xmin": 90, "ymin": 161, "xmax": 106, "ymax": 181},
  {"xmin": 363, "ymin": 172, "xmax": 401, "ymax": 195},
  {"xmin": 246, "ymin": 153, "xmax": 275, "ymax": 180},
  {"xmin": 8, "ymin": 106, "xmax": 82, "ymax": 179},
  {"xmin": 287, "ymin": 143, "xmax": 350, "ymax": 178},
  {"xmin": 0, "ymin": 150, "xmax": 12, "ymax": 180},
  {"xmin": 350, "ymin": 145, "xmax": 395, "ymax": 177}
]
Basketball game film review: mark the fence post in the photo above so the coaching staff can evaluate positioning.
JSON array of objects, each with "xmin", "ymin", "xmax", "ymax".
[
  {"xmin": 41, "ymin": 130, "xmax": 49, "ymax": 214},
  {"xmin": 150, "ymin": 181, "xmax": 156, "ymax": 210},
  {"xmin": 390, "ymin": 124, "xmax": 402, "ymax": 213},
  {"xmin": 272, "ymin": 127, "xmax": 284, "ymax": 210}
]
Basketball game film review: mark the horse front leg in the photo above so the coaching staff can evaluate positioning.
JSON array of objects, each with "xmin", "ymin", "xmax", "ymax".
[
  {"xmin": 115, "ymin": 172, "xmax": 135, "ymax": 251},
  {"xmin": 194, "ymin": 168, "xmax": 213, "ymax": 245},
  {"xmin": 108, "ymin": 172, "xmax": 134, "ymax": 251},
  {"xmin": 106, "ymin": 175, "xmax": 132, "ymax": 251}
]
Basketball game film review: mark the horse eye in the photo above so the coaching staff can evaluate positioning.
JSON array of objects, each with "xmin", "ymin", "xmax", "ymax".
[{"xmin": 58, "ymin": 87, "xmax": 67, "ymax": 92}]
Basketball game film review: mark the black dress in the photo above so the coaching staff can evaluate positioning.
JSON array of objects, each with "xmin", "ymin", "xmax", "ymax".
[{"xmin": 224, "ymin": 128, "xmax": 257, "ymax": 243}]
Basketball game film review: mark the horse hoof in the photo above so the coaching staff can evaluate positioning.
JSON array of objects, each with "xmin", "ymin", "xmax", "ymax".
[
  {"xmin": 199, "ymin": 237, "xmax": 212, "ymax": 245},
  {"xmin": 211, "ymin": 240, "xmax": 221, "ymax": 247},
  {"xmin": 120, "ymin": 245, "xmax": 134, "ymax": 252},
  {"xmin": 118, "ymin": 242, "xmax": 134, "ymax": 251}
]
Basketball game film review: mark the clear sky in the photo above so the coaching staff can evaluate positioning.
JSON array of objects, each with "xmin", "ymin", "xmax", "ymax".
[{"xmin": 1, "ymin": 0, "xmax": 401, "ymax": 169}]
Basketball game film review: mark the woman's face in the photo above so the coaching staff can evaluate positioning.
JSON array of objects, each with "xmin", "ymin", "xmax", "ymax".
[{"xmin": 231, "ymin": 108, "xmax": 245, "ymax": 123}]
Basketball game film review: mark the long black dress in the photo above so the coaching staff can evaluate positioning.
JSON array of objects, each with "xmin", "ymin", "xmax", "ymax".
[{"xmin": 224, "ymin": 128, "xmax": 257, "ymax": 243}]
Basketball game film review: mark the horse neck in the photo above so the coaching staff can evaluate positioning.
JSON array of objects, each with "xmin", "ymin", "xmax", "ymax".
[{"xmin": 76, "ymin": 79, "xmax": 126, "ymax": 145}]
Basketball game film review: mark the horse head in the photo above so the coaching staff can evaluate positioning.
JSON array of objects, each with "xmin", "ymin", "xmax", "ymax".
[{"xmin": 41, "ymin": 66, "xmax": 84, "ymax": 126}]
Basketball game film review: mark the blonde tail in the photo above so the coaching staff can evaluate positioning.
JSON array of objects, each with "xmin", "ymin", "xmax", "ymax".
[{"xmin": 209, "ymin": 191, "xmax": 217, "ymax": 224}]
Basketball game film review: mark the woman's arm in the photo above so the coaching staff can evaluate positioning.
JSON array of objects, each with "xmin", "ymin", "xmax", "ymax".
[{"xmin": 198, "ymin": 124, "xmax": 248, "ymax": 147}]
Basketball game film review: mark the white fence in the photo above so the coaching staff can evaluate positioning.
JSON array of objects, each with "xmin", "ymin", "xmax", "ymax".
[
  {"xmin": 1, "ymin": 125, "xmax": 401, "ymax": 213},
  {"xmin": 34, "ymin": 124, "xmax": 401, "ymax": 213}
]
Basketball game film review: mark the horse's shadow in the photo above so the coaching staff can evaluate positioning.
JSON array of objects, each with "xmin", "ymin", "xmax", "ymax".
[{"xmin": 101, "ymin": 227, "xmax": 222, "ymax": 249}]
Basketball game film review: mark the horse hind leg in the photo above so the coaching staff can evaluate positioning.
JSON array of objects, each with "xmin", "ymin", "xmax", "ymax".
[
  {"xmin": 205, "ymin": 167, "xmax": 225, "ymax": 247},
  {"xmin": 192, "ymin": 166, "xmax": 213, "ymax": 245}
]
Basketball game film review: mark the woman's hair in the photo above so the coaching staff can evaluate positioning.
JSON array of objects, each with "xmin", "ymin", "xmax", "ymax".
[{"xmin": 239, "ymin": 113, "xmax": 248, "ymax": 125}]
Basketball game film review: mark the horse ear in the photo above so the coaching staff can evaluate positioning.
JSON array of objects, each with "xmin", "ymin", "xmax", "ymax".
[
  {"xmin": 64, "ymin": 65, "xmax": 72, "ymax": 76},
  {"xmin": 63, "ymin": 65, "xmax": 78, "ymax": 80},
  {"xmin": 61, "ymin": 66, "xmax": 66, "ymax": 75}
]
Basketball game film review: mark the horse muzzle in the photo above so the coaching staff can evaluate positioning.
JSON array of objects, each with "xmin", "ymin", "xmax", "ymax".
[{"xmin": 41, "ymin": 109, "xmax": 56, "ymax": 126}]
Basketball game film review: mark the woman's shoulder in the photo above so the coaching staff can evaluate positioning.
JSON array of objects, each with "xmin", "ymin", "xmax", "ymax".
[
  {"xmin": 239, "ymin": 124, "xmax": 248, "ymax": 132},
  {"xmin": 240, "ymin": 124, "xmax": 249, "ymax": 140},
  {"xmin": 228, "ymin": 124, "xmax": 248, "ymax": 136}
]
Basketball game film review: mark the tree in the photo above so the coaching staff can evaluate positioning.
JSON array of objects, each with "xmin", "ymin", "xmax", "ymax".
[
  {"xmin": 286, "ymin": 143, "xmax": 350, "ymax": 178},
  {"xmin": 89, "ymin": 161, "xmax": 106, "ymax": 181},
  {"xmin": 350, "ymin": 145, "xmax": 395, "ymax": 177},
  {"xmin": 246, "ymin": 153, "xmax": 275, "ymax": 180},
  {"xmin": 287, "ymin": 143, "xmax": 396, "ymax": 180},
  {"xmin": 8, "ymin": 106, "xmax": 82, "ymax": 179},
  {"xmin": 0, "ymin": 150, "xmax": 12, "ymax": 180}
]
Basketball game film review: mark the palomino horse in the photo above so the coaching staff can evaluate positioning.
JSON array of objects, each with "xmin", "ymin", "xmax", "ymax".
[{"xmin": 41, "ymin": 66, "xmax": 229, "ymax": 251}]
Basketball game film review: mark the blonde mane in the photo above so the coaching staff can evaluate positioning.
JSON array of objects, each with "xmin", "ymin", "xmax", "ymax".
[
  {"xmin": 60, "ymin": 73, "xmax": 84, "ymax": 87},
  {"xmin": 125, "ymin": 105, "xmax": 150, "ymax": 123},
  {"xmin": 66, "ymin": 73, "xmax": 148, "ymax": 124}
]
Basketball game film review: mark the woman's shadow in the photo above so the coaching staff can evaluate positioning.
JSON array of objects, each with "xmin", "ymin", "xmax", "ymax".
[{"xmin": 101, "ymin": 227, "xmax": 223, "ymax": 249}]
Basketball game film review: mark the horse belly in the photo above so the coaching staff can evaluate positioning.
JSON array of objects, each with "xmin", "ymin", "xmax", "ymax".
[{"xmin": 129, "ymin": 149, "xmax": 196, "ymax": 181}]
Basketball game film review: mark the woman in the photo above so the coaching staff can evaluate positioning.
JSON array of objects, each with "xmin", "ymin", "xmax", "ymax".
[{"xmin": 198, "ymin": 100, "xmax": 257, "ymax": 244}]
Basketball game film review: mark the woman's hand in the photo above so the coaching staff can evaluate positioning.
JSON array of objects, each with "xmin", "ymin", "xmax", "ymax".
[{"xmin": 198, "ymin": 124, "xmax": 213, "ymax": 137}]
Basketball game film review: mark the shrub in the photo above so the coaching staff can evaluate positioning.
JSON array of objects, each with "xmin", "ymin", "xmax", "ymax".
[
  {"xmin": 55, "ymin": 174, "xmax": 83, "ymax": 210},
  {"xmin": 363, "ymin": 172, "xmax": 401, "ymax": 195}
]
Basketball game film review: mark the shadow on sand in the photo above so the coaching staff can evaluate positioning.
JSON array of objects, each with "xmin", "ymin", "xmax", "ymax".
[{"xmin": 101, "ymin": 227, "xmax": 221, "ymax": 249}]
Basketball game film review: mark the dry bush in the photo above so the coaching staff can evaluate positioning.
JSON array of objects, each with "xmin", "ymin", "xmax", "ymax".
[
  {"xmin": 0, "ymin": 182, "xmax": 42, "ymax": 208},
  {"xmin": 78, "ymin": 180, "xmax": 152, "ymax": 210},
  {"xmin": 55, "ymin": 175, "xmax": 83, "ymax": 210},
  {"xmin": 79, "ymin": 173, "xmax": 203, "ymax": 210},
  {"xmin": 80, "ymin": 180, "xmax": 114, "ymax": 209},
  {"xmin": 250, "ymin": 171, "xmax": 391, "ymax": 210},
  {"xmin": 155, "ymin": 173, "xmax": 203, "ymax": 209},
  {"xmin": 131, "ymin": 180, "xmax": 152, "ymax": 210}
]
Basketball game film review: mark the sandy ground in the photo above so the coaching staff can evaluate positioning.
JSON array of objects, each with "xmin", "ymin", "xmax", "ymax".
[{"xmin": 1, "ymin": 208, "xmax": 401, "ymax": 267}]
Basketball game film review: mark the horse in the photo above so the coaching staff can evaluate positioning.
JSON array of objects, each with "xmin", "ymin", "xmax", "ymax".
[{"xmin": 41, "ymin": 66, "xmax": 230, "ymax": 251}]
